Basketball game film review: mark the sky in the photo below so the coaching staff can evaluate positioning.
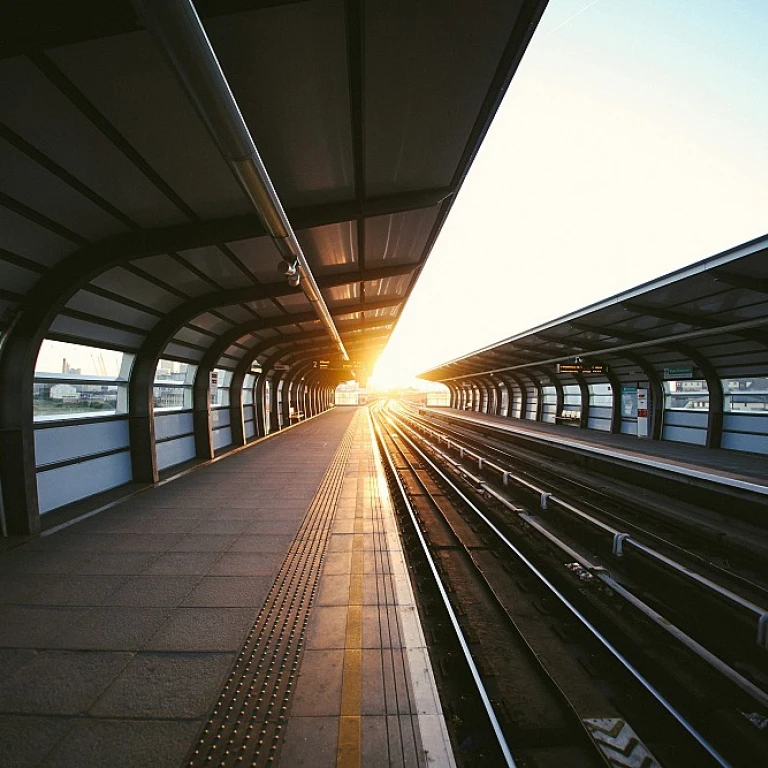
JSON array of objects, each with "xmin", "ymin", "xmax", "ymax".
[{"xmin": 368, "ymin": 0, "xmax": 768, "ymax": 390}]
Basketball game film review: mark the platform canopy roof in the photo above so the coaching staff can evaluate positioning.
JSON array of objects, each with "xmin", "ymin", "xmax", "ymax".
[
  {"xmin": 419, "ymin": 234, "xmax": 768, "ymax": 385},
  {"xmin": 0, "ymin": 0, "xmax": 547, "ymax": 381}
]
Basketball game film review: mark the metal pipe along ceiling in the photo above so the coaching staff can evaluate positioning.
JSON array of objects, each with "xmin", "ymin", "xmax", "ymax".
[{"xmin": 132, "ymin": 0, "xmax": 350, "ymax": 361}]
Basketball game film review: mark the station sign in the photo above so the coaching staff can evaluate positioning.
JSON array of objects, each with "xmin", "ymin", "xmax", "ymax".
[
  {"xmin": 313, "ymin": 360, "xmax": 365, "ymax": 372},
  {"xmin": 557, "ymin": 363, "xmax": 608, "ymax": 375},
  {"xmin": 663, "ymin": 366, "xmax": 693, "ymax": 379}
]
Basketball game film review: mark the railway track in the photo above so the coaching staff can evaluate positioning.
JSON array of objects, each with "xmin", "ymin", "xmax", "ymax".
[
  {"xmin": 372, "ymin": 401, "xmax": 768, "ymax": 767},
  {"xmin": 396, "ymin": 402, "xmax": 768, "ymax": 672}
]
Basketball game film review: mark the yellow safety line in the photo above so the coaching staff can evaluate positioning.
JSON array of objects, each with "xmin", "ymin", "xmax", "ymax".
[{"xmin": 337, "ymin": 449, "xmax": 366, "ymax": 768}]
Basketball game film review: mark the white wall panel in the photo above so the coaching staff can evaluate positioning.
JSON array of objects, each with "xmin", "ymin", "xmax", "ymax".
[
  {"xmin": 37, "ymin": 451, "xmax": 132, "ymax": 513},
  {"xmin": 156, "ymin": 435, "xmax": 195, "ymax": 470},
  {"xmin": 35, "ymin": 418, "xmax": 129, "ymax": 467},
  {"xmin": 212, "ymin": 427, "xmax": 233, "ymax": 450},
  {"xmin": 154, "ymin": 411, "xmax": 194, "ymax": 440},
  {"xmin": 211, "ymin": 408, "xmax": 231, "ymax": 428}
]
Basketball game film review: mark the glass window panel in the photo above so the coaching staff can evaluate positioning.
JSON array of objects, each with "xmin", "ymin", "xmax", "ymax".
[
  {"xmin": 153, "ymin": 386, "xmax": 193, "ymax": 411},
  {"xmin": 664, "ymin": 379, "xmax": 709, "ymax": 411},
  {"xmin": 35, "ymin": 340, "xmax": 132, "ymax": 379},
  {"xmin": 34, "ymin": 382, "xmax": 124, "ymax": 421},
  {"xmin": 723, "ymin": 377, "xmax": 768, "ymax": 413},
  {"xmin": 589, "ymin": 382, "xmax": 613, "ymax": 407},
  {"xmin": 155, "ymin": 359, "xmax": 196, "ymax": 385},
  {"xmin": 210, "ymin": 368, "xmax": 233, "ymax": 407}
]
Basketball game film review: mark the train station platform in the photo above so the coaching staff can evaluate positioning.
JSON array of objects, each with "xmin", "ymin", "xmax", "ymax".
[
  {"xmin": 424, "ymin": 407, "xmax": 768, "ymax": 496},
  {"xmin": 0, "ymin": 407, "xmax": 452, "ymax": 767}
]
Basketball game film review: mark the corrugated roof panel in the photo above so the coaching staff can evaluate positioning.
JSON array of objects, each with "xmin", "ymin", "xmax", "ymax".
[
  {"xmin": 48, "ymin": 314, "xmax": 145, "ymax": 350},
  {"xmin": 48, "ymin": 32, "xmax": 250, "ymax": 221},
  {"xmin": 364, "ymin": 208, "xmax": 440, "ymax": 266},
  {"xmin": 209, "ymin": 1, "xmax": 354, "ymax": 207},
  {"xmin": 179, "ymin": 246, "xmax": 253, "ymax": 290},
  {"xmin": 90, "ymin": 267, "xmax": 180, "ymax": 312},
  {"xmin": 0, "ymin": 205, "xmax": 78, "ymax": 268},
  {"xmin": 300, "ymin": 222, "xmax": 357, "ymax": 271},
  {"xmin": 364, "ymin": 0, "xmax": 521, "ymax": 195},
  {"xmin": 131, "ymin": 255, "xmax": 213, "ymax": 298},
  {"xmin": 0, "ymin": 55, "xmax": 189, "ymax": 229},
  {"xmin": 323, "ymin": 284, "xmax": 359, "ymax": 303},
  {"xmin": 186, "ymin": 313, "xmax": 232, "ymax": 335}
]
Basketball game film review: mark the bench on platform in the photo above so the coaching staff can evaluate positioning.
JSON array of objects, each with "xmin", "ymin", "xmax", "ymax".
[{"xmin": 555, "ymin": 409, "xmax": 581, "ymax": 425}]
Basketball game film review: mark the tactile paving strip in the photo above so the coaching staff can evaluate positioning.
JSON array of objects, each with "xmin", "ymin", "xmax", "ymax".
[{"xmin": 187, "ymin": 414, "xmax": 360, "ymax": 766}]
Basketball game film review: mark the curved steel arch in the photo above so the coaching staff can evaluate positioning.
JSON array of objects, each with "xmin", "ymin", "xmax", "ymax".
[
  {"xmin": 200, "ymin": 319, "xmax": 393, "ymax": 456},
  {"xmin": 129, "ymin": 296, "xmax": 400, "ymax": 480},
  {"xmin": 242, "ymin": 333, "xmax": 388, "ymax": 435}
]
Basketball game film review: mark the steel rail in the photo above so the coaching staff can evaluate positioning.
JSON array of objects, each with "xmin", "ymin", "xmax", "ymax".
[
  {"xmin": 398, "ymin": 402, "xmax": 768, "ymax": 629},
  {"xmin": 384, "ymin": 404, "xmax": 731, "ymax": 767},
  {"xmin": 370, "ymin": 408, "xmax": 517, "ymax": 768}
]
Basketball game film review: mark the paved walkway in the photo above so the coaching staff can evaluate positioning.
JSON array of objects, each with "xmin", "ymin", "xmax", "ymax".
[{"xmin": 0, "ymin": 407, "xmax": 452, "ymax": 767}]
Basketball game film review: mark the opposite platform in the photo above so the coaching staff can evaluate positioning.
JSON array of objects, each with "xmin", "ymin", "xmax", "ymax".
[
  {"xmin": 426, "ymin": 406, "xmax": 768, "ymax": 495},
  {"xmin": 0, "ymin": 407, "xmax": 452, "ymax": 767}
]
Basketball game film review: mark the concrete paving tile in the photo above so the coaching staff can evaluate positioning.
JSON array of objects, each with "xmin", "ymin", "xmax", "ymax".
[
  {"xmin": 207, "ymin": 551, "xmax": 284, "ymax": 576},
  {"xmin": 104, "ymin": 533, "xmax": 186, "ymax": 552},
  {"xmin": 290, "ymin": 649, "xmax": 343, "ymax": 716},
  {"xmin": 332, "ymin": 505, "xmax": 356, "ymax": 521},
  {"xmin": 363, "ymin": 573, "xmax": 397, "ymax": 606},
  {"xmin": 91, "ymin": 652, "xmax": 234, "ymax": 719},
  {"xmin": 361, "ymin": 649, "xmax": 386, "ymax": 715},
  {"xmin": 387, "ymin": 714, "xmax": 423, "ymax": 768},
  {"xmin": 40, "ymin": 717, "xmax": 201, "ymax": 768},
  {"xmin": 364, "ymin": 547, "xmax": 394, "ymax": 575},
  {"xmin": 25, "ymin": 533, "xmax": 116, "ymax": 553},
  {"xmin": 398, "ymin": 606, "xmax": 427, "ymax": 652},
  {"xmin": 146, "ymin": 607, "xmax": 256, "ymax": 651},
  {"xmin": 24, "ymin": 575, "xmax": 127, "ymax": 606},
  {"xmin": 326, "ymin": 534, "xmax": 353, "ymax": 553},
  {"xmin": 202, "ymin": 506, "xmax": 271, "ymax": 517},
  {"xmin": 118, "ymin": 516, "xmax": 201, "ymax": 534},
  {"xmin": 182, "ymin": 576, "xmax": 272, "ymax": 607},
  {"xmin": 228, "ymin": 534, "xmax": 294, "ymax": 553},
  {"xmin": 361, "ymin": 715, "xmax": 399, "ymax": 767},
  {"xmin": 72, "ymin": 552, "xmax": 159, "ymax": 576},
  {"xmin": 305, "ymin": 605, "xmax": 348, "ymax": 650},
  {"xmin": 0, "ymin": 572, "xmax": 58, "ymax": 603},
  {"xmin": 0, "ymin": 549, "xmax": 91, "ymax": 575},
  {"xmin": 321, "ymin": 550, "xmax": 352, "ymax": 575},
  {"xmin": 381, "ymin": 649, "xmax": 416, "ymax": 716},
  {"xmin": 0, "ymin": 650, "xmax": 132, "ymax": 714},
  {"xmin": 316, "ymin": 574, "xmax": 351, "ymax": 606},
  {"xmin": 82, "ymin": 513, "xmax": 200, "ymax": 535},
  {"xmin": 143, "ymin": 551, "xmax": 222, "ymax": 576},
  {"xmin": 121, "ymin": 505, "xmax": 208, "ymax": 518},
  {"xmin": 0, "ymin": 714, "xmax": 75, "ymax": 767},
  {"xmin": 106, "ymin": 576, "xmax": 201, "ymax": 607},
  {"xmin": 242, "ymin": 519, "xmax": 301, "ymax": 535},
  {"xmin": 0, "ymin": 648, "xmax": 37, "ymax": 681},
  {"xmin": 170, "ymin": 533, "xmax": 239, "ymax": 552},
  {"xmin": 0, "ymin": 605, "xmax": 89, "ymax": 647},
  {"xmin": 414, "ymin": 714, "xmax": 454, "ymax": 767},
  {"xmin": 193, "ymin": 519, "xmax": 251, "ymax": 535},
  {"xmin": 47, "ymin": 607, "xmax": 172, "ymax": 651},
  {"xmin": 331, "ymin": 517, "xmax": 380, "ymax": 535},
  {"xmin": 279, "ymin": 715, "xmax": 338, "ymax": 767},
  {"xmin": 362, "ymin": 605, "xmax": 403, "ymax": 649},
  {"xmin": 405, "ymin": 647, "xmax": 443, "ymax": 716}
]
